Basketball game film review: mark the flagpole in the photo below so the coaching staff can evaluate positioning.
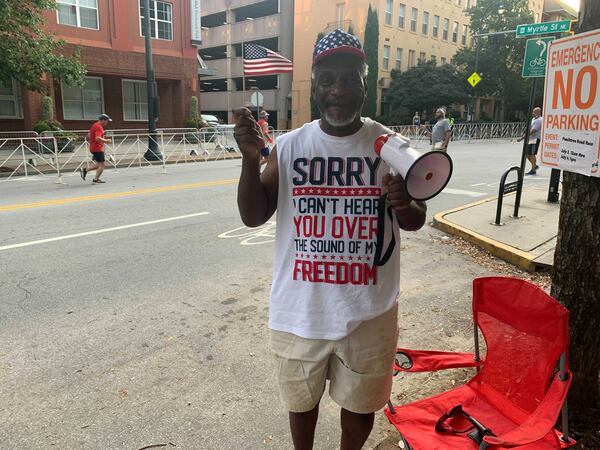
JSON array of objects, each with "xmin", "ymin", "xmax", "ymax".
[{"xmin": 242, "ymin": 38, "xmax": 246, "ymax": 107}]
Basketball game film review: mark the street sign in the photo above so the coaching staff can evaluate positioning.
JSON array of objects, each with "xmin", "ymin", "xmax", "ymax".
[
  {"xmin": 522, "ymin": 37, "xmax": 554, "ymax": 78},
  {"xmin": 467, "ymin": 72, "xmax": 482, "ymax": 87},
  {"xmin": 540, "ymin": 29, "xmax": 600, "ymax": 177},
  {"xmin": 250, "ymin": 91, "xmax": 264, "ymax": 107},
  {"xmin": 516, "ymin": 20, "xmax": 571, "ymax": 37}
]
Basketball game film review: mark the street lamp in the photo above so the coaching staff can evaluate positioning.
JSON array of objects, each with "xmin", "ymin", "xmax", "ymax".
[{"xmin": 141, "ymin": 0, "xmax": 161, "ymax": 161}]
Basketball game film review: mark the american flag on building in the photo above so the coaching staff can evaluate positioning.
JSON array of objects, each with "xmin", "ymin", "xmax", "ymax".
[{"xmin": 243, "ymin": 44, "xmax": 293, "ymax": 76}]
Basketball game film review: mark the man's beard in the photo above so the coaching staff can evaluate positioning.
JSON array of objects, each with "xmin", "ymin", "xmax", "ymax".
[{"xmin": 322, "ymin": 109, "xmax": 360, "ymax": 127}]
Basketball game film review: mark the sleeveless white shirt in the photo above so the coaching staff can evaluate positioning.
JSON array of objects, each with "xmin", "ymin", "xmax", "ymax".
[{"xmin": 269, "ymin": 119, "xmax": 400, "ymax": 340}]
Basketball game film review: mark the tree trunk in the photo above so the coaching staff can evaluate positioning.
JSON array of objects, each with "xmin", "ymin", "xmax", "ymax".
[{"xmin": 551, "ymin": 0, "xmax": 600, "ymax": 414}]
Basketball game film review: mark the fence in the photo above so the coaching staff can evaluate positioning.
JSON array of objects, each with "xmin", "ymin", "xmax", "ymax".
[{"xmin": 1, "ymin": 122, "xmax": 526, "ymax": 183}]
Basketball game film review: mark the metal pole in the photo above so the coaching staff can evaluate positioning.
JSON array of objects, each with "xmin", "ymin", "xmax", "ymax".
[
  {"xmin": 142, "ymin": 0, "xmax": 161, "ymax": 161},
  {"xmin": 513, "ymin": 77, "xmax": 537, "ymax": 218}
]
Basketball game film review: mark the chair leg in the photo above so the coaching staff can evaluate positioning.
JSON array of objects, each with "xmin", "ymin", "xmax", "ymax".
[{"xmin": 387, "ymin": 399, "xmax": 396, "ymax": 415}]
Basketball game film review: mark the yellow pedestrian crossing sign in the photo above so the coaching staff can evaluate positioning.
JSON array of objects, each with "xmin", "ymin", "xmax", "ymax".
[{"xmin": 467, "ymin": 72, "xmax": 482, "ymax": 87}]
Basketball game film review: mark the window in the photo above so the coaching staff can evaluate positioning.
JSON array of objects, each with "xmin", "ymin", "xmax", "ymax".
[
  {"xmin": 385, "ymin": 0, "xmax": 393, "ymax": 25},
  {"xmin": 395, "ymin": 48, "xmax": 403, "ymax": 70},
  {"xmin": 433, "ymin": 15, "xmax": 439, "ymax": 38},
  {"xmin": 123, "ymin": 80, "xmax": 148, "ymax": 121},
  {"xmin": 398, "ymin": 3, "xmax": 405, "ymax": 28},
  {"xmin": 422, "ymin": 11, "xmax": 429, "ymax": 35},
  {"xmin": 441, "ymin": 56, "xmax": 447, "ymax": 64},
  {"xmin": 57, "ymin": 0, "xmax": 99, "ymax": 29},
  {"xmin": 453, "ymin": 21, "xmax": 459, "ymax": 43},
  {"xmin": 408, "ymin": 50, "xmax": 416, "ymax": 68},
  {"xmin": 383, "ymin": 45, "xmax": 390, "ymax": 70},
  {"xmin": 0, "ymin": 80, "xmax": 23, "ymax": 119},
  {"xmin": 140, "ymin": 0, "xmax": 173, "ymax": 40},
  {"xmin": 431, "ymin": 55, "xmax": 436, "ymax": 64},
  {"xmin": 456, "ymin": 0, "xmax": 461, "ymax": 5},
  {"xmin": 462, "ymin": 25, "xmax": 468, "ymax": 45},
  {"xmin": 410, "ymin": 8, "xmax": 417, "ymax": 32},
  {"xmin": 442, "ymin": 18, "xmax": 449, "ymax": 40},
  {"xmin": 419, "ymin": 52, "xmax": 426, "ymax": 63},
  {"xmin": 62, "ymin": 77, "xmax": 103, "ymax": 120}
]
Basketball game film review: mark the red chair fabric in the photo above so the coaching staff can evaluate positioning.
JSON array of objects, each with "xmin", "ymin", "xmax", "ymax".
[
  {"xmin": 385, "ymin": 277, "xmax": 576, "ymax": 449},
  {"xmin": 394, "ymin": 349, "xmax": 484, "ymax": 373}
]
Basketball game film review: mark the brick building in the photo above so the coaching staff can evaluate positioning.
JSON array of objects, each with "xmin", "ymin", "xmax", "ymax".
[{"xmin": 0, "ymin": 0, "xmax": 200, "ymax": 131}]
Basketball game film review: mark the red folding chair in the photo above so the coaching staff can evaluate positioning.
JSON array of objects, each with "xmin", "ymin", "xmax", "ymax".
[{"xmin": 385, "ymin": 277, "xmax": 576, "ymax": 449}]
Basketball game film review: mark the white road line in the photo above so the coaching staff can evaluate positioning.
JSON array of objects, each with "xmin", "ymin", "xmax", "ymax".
[
  {"xmin": 442, "ymin": 188, "xmax": 487, "ymax": 197},
  {"xmin": 470, "ymin": 182, "xmax": 488, "ymax": 187},
  {"xmin": 0, "ymin": 212, "xmax": 210, "ymax": 252}
]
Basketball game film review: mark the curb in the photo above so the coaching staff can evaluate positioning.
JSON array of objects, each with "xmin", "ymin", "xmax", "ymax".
[{"xmin": 432, "ymin": 195, "xmax": 539, "ymax": 272}]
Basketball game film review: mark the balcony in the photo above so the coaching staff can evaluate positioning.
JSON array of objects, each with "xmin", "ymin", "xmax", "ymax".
[
  {"xmin": 201, "ymin": 14, "xmax": 280, "ymax": 48},
  {"xmin": 201, "ymin": 0, "xmax": 274, "ymax": 16},
  {"xmin": 200, "ymin": 58, "xmax": 244, "ymax": 79},
  {"xmin": 200, "ymin": 89, "xmax": 278, "ymax": 111}
]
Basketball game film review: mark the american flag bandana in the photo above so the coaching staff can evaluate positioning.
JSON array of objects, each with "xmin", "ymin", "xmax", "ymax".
[{"xmin": 313, "ymin": 29, "xmax": 366, "ymax": 65}]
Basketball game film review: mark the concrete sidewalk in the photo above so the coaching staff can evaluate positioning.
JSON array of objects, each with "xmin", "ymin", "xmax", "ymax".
[{"xmin": 433, "ymin": 186, "xmax": 560, "ymax": 271}]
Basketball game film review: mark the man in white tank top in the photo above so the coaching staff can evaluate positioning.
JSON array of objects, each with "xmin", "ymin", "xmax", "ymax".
[{"xmin": 234, "ymin": 29, "xmax": 427, "ymax": 450}]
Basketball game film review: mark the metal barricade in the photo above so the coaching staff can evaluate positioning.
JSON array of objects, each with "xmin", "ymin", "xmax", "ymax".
[{"xmin": 0, "ymin": 137, "xmax": 59, "ymax": 182}]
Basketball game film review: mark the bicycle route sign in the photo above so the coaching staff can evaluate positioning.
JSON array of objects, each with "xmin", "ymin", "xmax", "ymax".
[{"xmin": 522, "ymin": 37, "xmax": 555, "ymax": 78}]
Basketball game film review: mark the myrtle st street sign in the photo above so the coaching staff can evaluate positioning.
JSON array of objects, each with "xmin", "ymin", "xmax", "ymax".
[{"xmin": 516, "ymin": 20, "xmax": 571, "ymax": 38}]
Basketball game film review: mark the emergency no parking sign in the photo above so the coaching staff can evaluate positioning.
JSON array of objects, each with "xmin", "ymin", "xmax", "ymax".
[{"xmin": 540, "ymin": 29, "xmax": 600, "ymax": 177}]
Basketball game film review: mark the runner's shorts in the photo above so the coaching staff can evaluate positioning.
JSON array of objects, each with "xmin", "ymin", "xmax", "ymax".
[
  {"xmin": 270, "ymin": 303, "xmax": 398, "ymax": 414},
  {"xmin": 91, "ymin": 151, "xmax": 105, "ymax": 163},
  {"xmin": 527, "ymin": 139, "xmax": 540, "ymax": 156}
]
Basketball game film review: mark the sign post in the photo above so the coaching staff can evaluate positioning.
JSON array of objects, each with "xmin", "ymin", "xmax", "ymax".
[{"xmin": 539, "ymin": 29, "xmax": 600, "ymax": 178}]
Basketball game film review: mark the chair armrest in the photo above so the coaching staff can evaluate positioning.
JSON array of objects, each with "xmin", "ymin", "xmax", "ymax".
[
  {"xmin": 483, "ymin": 371, "xmax": 572, "ymax": 447},
  {"xmin": 394, "ymin": 348, "xmax": 484, "ymax": 373}
]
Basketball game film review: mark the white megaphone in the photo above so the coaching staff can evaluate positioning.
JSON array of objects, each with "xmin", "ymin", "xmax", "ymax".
[{"xmin": 374, "ymin": 133, "xmax": 453, "ymax": 201}]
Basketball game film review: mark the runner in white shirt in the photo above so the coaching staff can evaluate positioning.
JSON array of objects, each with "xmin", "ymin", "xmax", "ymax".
[{"xmin": 234, "ymin": 29, "xmax": 427, "ymax": 450}]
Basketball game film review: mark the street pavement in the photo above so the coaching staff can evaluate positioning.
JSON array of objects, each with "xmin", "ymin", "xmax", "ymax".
[{"xmin": 0, "ymin": 140, "xmax": 551, "ymax": 449}]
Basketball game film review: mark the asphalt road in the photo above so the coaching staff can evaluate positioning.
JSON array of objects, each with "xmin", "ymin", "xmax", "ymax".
[{"xmin": 0, "ymin": 140, "xmax": 550, "ymax": 449}]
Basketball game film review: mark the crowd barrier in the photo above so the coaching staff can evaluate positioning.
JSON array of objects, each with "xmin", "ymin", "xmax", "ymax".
[{"xmin": 0, "ymin": 122, "xmax": 526, "ymax": 183}]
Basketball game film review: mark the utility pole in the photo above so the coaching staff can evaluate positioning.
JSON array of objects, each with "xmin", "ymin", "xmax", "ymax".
[{"xmin": 142, "ymin": 0, "xmax": 161, "ymax": 161}]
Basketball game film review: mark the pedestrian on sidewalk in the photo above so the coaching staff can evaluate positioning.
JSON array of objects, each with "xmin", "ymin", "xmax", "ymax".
[
  {"xmin": 81, "ymin": 114, "xmax": 112, "ymax": 183},
  {"xmin": 257, "ymin": 110, "xmax": 272, "ymax": 165},
  {"xmin": 234, "ymin": 29, "xmax": 427, "ymax": 450},
  {"xmin": 422, "ymin": 107, "xmax": 451, "ymax": 151},
  {"xmin": 517, "ymin": 107, "xmax": 542, "ymax": 175}
]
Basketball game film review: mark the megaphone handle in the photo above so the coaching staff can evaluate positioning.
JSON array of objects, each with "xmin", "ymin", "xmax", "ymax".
[{"xmin": 373, "ymin": 193, "xmax": 396, "ymax": 267}]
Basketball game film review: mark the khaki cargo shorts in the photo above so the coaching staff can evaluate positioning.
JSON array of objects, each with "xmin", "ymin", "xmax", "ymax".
[{"xmin": 270, "ymin": 303, "xmax": 398, "ymax": 414}]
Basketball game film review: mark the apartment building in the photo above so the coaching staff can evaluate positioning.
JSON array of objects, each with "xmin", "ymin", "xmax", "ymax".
[
  {"xmin": 0, "ymin": 0, "xmax": 200, "ymax": 132},
  {"xmin": 292, "ymin": 0, "xmax": 474, "ymax": 128},
  {"xmin": 198, "ymin": 0, "xmax": 294, "ymax": 128}
]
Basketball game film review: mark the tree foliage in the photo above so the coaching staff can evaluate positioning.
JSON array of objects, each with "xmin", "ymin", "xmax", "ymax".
[
  {"xmin": 0, "ymin": 0, "xmax": 85, "ymax": 92},
  {"xmin": 452, "ymin": 0, "xmax": 534, "ymax": 119},
  {"xmin": 363, "ymin": 4, "xmax": 379, "ymax": 118},
  {"xmin": 386, "ymin": 61, "xmax": 468, "ymax": 117}
]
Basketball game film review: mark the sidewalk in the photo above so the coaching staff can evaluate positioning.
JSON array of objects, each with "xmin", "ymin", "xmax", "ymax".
[{"xmin": 432, "ymin": 186, "xmax": 560, "ymax": 271}]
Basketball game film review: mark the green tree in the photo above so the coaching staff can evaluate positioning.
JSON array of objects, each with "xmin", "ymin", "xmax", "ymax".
[
  {"xmin": 0, "ymin": 0, "xmax": 85, "ymax": 92},
  {"xmin": 310, "ymin": 32, "xmax": 325, "ymax": 121},
  {"xmin": 386, "ymin": 61, "xmax": 468, "ymax": 118},
  {"xmin": 551, "ymin": 1, "xmax": 600, "ymax": 446},
  {"xmin": 452, "ymin": 0, "xmax": 533, "ymax": 120},
  {"xmin": 363, "ymin": 4, "xmax": 379, "ymax": 118}
]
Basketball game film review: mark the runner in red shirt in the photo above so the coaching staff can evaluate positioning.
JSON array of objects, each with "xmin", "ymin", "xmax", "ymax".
[{"xmin": 81, "ymin": 114, "xmax": 112, "ymax": 183}]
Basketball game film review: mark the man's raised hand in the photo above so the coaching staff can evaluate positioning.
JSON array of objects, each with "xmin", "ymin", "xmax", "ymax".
[{"xmin": 233, "ymin": 107, "xmax": 264, "ymax": 160}]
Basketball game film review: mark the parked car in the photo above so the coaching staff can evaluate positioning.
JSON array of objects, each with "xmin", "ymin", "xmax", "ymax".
[{"xmin": 201, "ymin": 114, "xmax": 220, "ymax": 127}]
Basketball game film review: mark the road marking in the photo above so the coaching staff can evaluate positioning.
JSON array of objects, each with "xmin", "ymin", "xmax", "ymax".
[
  {"xmin": 442, "ymin": 188, "xmax": 487, "ymax": 197},
  {"xmin": 470, "ymin": 183, "xmax": 488, "ymax": 187},
  {"xmin": 218, "ymin": 221, "xmax": 276, "ymax": 245},
  {"xmin": 0, "ymin": 179, "xmax": 238, "ymax": 212},
  {"xmin": 0, "ymin": 212, "xmax": 210, "ymax": 252}
]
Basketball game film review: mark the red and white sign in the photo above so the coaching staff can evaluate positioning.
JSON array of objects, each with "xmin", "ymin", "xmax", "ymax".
[{"xmin": 540, "ymin": 29, "xmax": 600, "ymax": 177}]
